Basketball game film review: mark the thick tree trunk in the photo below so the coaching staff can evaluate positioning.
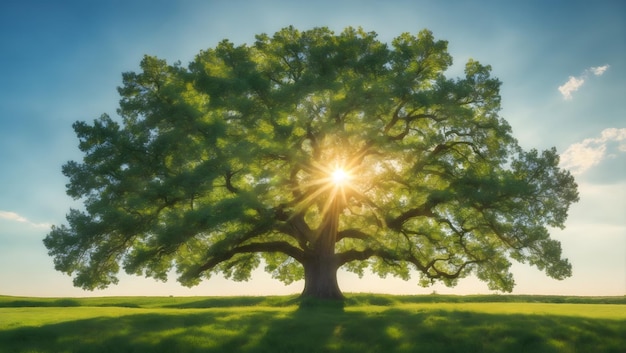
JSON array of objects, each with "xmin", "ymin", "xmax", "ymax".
[
  {"xmin": 300, "ymin": 198, "xmax": 343, "ymax": 300},
  {"xmin": 301, "ymin": 254, "xmax": 343, "ymax": 300}
]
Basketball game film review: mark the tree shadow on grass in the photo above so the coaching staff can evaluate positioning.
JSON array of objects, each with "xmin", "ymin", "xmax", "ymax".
[
  {"xmin": 1, "ymin": 307, "xmax": 624, "ymax": 353},
  {"xmin": 162, "ymin": 295, "xmax": 300, "ymax": 309},
  {"xmin": 0, "ymin": 298, "xmax": 82, "ymax": 308},
  {"xmin": 259, "ymin": 307, "xmax": 626, "ymax": 353}
]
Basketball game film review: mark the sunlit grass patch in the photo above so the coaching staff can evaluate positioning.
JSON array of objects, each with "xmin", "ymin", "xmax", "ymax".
[{"xmin": 0, "ymin": 294, "xmax": 624, "ymax": 353}]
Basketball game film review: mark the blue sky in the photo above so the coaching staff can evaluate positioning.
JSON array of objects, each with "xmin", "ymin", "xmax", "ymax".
[{"xmin": 1, "ymin": 0, "xmax": 624, "ymax": 297}]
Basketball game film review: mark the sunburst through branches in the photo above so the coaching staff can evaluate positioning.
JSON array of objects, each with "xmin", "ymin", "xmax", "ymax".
[
  {"xmin": 291, "ymin": 156, "xmax": 363, "ymax": 224},
  {"xmin": 331, "ymin": 168, "xmax": 351, "ymax": 186}
]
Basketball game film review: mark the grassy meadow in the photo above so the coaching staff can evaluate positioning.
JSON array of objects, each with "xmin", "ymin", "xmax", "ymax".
[{"xmin": 0, "ymin": 294, "xmax": 624, "ymax": 353}]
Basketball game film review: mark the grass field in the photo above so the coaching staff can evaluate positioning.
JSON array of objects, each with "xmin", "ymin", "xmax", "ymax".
[{"xmin": 0, "ymin": 294, "xmax": 624, "ymax": 353}]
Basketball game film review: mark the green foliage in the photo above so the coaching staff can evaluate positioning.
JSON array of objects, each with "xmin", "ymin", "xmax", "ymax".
[
  {"xmin": 1, "ymin": 295, "xmax": 625, "ymax": 353},
  {"xmin": 45, "ymin": 26, "xmax": 578, "ymax": 294}
]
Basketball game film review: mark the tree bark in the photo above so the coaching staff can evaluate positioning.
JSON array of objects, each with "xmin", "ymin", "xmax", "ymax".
[
  {"xmin": 300, "ymin": 197, "xmax": 344, "ymax": 300},
  {"xmin": 301, "ymin": 253, "xmax": 343, "ymax": 299}
]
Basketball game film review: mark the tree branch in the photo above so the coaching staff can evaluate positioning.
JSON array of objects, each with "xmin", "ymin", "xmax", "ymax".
[
  {"xmin": 196, "ymin": 241, "xmax": 306, "ymax": 275},
  {"xmin": 336, "ymin": 228, "xmax": 374, "ymax": 242},
  {"xmin": 426, "ymin": 259, "xmax": 479, "ymax": 279},
  {"xmin": 387, "ymin": 204, "xmax": 435, "ymax": 230},
  {"xmin": 336, "ymin": 248, "xmax": 379, "ymax": 266},
  {"xmin": 337, "ymin": 245, "xmax": 481, "ymax": 281},
  {"xmin": 276, "ymin": 212, "xmax": 315, "ymax": 247},
  {"xmin": 225, "ymin": 169, "xmax": 239, "ymax": 193}
]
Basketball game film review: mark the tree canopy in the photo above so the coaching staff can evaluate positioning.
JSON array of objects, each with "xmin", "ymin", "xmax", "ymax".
[{"xmin": 44, "ymin": 26, "xmax": 579, "ymax": 299}]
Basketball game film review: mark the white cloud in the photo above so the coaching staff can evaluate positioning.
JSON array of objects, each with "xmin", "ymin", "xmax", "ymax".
[
  {"xmin": 558, "ymin": 76, "xmax": 585, "ymax": 100},
  {"xmin": 0, "ymin": 210, "xmax": 51, "ymax": 229},
  {"xmin": 558, "ymin": 64, "xmax": 610, "ymax": 100},
  {"xmin": 590, "ymin": 65, "xmax": 609, "ymax": 76},
  {"xmin": 0, "ymin": 211, "xmax": 28, "ymax": 223},
  {"xmin": 560, "ymin": 128, "xmax": 626, "ymax": 175}
]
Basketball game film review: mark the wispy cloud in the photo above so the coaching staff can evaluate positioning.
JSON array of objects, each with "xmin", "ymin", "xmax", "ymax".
[
  {"xmin": 558, "ymin": 76, "xmax": 585, "ymax": 100},
  {"xmin": 0, "ymin": 210, "xmax": 51, "ymax": 229},
  {"xmin": 558, "ymin": 64, "xmax": 610, "ymax": 100},
  {"xmin": 560, "ymin": 128, "xmax": 626, "ymax": 175},
  {"xmin": 590, "ymin": 65, "xmax": 609, "ymax": 76}
]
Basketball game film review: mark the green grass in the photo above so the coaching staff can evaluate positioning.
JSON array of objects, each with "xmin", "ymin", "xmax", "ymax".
[{"xmin": 0, "ymin": 294, "xmax": 624, "ymax": 353}]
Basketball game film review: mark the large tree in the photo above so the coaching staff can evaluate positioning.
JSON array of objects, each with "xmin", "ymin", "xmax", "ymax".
[{"xmin": 45, "ymin": 27, "xmax": 578, "ymax": 299}]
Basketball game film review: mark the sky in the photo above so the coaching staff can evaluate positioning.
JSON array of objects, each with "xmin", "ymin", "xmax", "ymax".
[{"xmin": 0, "ymin": 0, "xmax": 624, "ymax": 298}]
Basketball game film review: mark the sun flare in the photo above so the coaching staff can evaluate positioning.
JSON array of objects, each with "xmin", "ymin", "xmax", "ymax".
[{"xmin": 331, "ymin": 168, "xmax": 351, "ymax": 186}]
